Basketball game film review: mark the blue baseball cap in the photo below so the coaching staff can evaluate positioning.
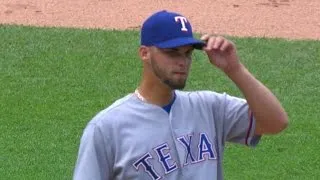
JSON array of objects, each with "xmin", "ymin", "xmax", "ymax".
[{"xmin": 140, "ymin": 10, "xmax": 205, "ymax": 49}]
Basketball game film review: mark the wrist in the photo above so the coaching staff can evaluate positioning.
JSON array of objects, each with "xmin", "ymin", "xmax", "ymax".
[
  {"xmin": 225, "ymin": 63, "xmax": 256, "ymax": 90},
  {"xmin": 224, "ymin": 62, "xmax": 245, "ymax": 77}
]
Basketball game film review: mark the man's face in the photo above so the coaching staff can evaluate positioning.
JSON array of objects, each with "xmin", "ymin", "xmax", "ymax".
[{"xmin": 149, "ymin": 45, "xmax": 194, "ymax": 90}]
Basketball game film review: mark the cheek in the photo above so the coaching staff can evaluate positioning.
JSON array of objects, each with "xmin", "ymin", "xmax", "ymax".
[
  {"xmin": 151, "ymin": 57, "xmax": 171, "ymax": 74},
  {"xmin": 186, "ymin": 58, "xmax": 192, "ymax": 65},
  {"xmin": 155, "ymin": 56, "xmax": 174, "ymax": 69}
]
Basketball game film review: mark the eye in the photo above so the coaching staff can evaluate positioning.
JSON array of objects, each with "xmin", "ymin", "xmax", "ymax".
[
  {"xmin": 185, "ymin": 50, "xmax": 193, "ymax": 58},
  {"xmin": 163, "ymin": 50, "xmax": 180, "ymax": 57},
  {"xmin": 161, "ymin": 48, "xmax": 193, "ymax": 58}
]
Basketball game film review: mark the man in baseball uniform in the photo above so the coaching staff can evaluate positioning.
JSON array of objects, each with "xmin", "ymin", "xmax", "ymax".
[{"xmin": 73, "ymin": 10, "xmax": 288, "ymax": 180}]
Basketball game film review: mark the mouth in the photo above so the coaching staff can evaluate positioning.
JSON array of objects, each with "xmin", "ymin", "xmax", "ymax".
[
  {"xmin": 173, "ymin": 72, "xmax": 187, "ymax": 77},
  {"xmin": 174, "ymin": 72, "xmax": 186, "ymax": 75}
]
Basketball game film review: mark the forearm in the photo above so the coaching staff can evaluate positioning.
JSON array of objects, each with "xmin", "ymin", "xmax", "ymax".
[{"xmin": 226, "ymin": 63, "xmax": 288, "ymax": 135}]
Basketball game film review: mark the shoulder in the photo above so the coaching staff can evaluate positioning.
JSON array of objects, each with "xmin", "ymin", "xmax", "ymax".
[
  {"xmin": 87, "ymin": 93, "xmax": 138, "ymax": 126},
  {"xmin": 175, "ymin": 89, "xmax": 227, "ymax": 102},
  {"xmin": 78, "ymin": 93, "xmax": 140, "ymax": 145},
  {"xmin": 175, "ymin": 90, "xmax": 246, "ymax": 108}
]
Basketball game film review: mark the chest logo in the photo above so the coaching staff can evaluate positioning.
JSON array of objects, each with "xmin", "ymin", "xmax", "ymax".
[{"xmin": 133, "ymin": 132, "xmax": 217, "ymax": 179}]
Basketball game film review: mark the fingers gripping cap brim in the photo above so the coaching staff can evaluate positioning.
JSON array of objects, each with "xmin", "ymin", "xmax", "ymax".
[{"xmin": 154, "ymin": 37, "xmax": 205, "ymax": 49}]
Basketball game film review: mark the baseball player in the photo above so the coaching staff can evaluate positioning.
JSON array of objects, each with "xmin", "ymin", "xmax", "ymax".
[{"xmin": 73, "ymin": 10, "xmax": 288, "ymax": 180}]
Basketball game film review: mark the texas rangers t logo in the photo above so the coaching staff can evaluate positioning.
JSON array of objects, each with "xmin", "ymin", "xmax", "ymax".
[{"xmin": 174, "ymin": 16, "xmax": 188, "ymax": 31}]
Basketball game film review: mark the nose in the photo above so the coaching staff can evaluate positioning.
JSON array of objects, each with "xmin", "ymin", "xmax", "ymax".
[
  {"xmin": 176, "ymin": 56, "xmax": 191, "ymax": 67},
  {"xmin": 176, "ymin": 57, "xmax": 187, "ymax": 67}
]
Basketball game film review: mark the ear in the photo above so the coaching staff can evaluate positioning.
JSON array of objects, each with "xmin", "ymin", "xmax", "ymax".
[{"xmin": 139, "ymin": 46, "xmax": 151, "ymax": 62}]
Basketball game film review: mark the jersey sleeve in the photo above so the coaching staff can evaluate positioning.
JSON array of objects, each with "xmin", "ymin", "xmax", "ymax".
[
  {"xmin": 221, "ymin": 93, "xmax": 261, "ymax": 147},
  {"xmin": 73, "ymin": 122, "xmax": 113, "ymax": 180}
]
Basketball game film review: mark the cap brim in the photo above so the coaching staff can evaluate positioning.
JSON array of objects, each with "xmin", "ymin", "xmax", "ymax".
[{"xmin": 154, "ymin": 37, "xmax": 205, "ymax": 50}]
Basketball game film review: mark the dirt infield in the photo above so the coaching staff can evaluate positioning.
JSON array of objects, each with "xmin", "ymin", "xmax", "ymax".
[{"xmin": 1, "ymin": 0, "xmax": 319, "ymax": 40}]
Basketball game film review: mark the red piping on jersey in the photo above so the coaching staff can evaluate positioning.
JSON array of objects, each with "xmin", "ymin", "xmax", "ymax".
[{"xmin": 245, "ymin": 110, "xmax": 254, "ymax": 146}]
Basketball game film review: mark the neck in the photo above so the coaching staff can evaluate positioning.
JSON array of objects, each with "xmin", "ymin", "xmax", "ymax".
[{"xmin": 136, "ymin": 78, "xmax": 174, "ymax": 107}]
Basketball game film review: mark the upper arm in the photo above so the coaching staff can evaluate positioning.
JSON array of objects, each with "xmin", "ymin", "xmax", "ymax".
[
  {"xmin": 254, "ymin": 118, "xmax": 265, "ymax": 136},
  {"xmin": 214, "ymin": 92, "xmax": 262, "ymax": 147},
  {"xmin": 73, "ymin": 123, "xmax": 113, "ymax": 180}
]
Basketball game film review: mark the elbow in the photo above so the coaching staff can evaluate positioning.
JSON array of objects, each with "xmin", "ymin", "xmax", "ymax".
[
  {"xmin": 272, "ymin": 112, "xmax": 289, "ymax": 134},
  {"xmin": 258, "ymin": 112, "xmax": 289, "ymax": 135},
  {"xmin": 278, "ymin": 116, "xmax": 289, "ymax": 133}
]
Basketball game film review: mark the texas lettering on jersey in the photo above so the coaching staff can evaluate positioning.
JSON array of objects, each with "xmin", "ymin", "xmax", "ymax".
[{"xmin": 133, "ymin": 132, "xmax": 217, "ymax": 179}]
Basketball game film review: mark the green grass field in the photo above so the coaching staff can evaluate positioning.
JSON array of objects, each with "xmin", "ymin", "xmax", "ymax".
[{"xmin": 1, "ymin": 24, "xmax": 319, "ymax": 180}]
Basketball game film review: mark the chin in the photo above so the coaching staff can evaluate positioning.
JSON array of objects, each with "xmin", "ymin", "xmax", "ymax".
[
  {"xmin": 169, "ymin": 82, "xmax": 186, "ymax": 90},
  {"xmin": 163, "ymin": 79, "xmax": 187, "ymax": 90}
]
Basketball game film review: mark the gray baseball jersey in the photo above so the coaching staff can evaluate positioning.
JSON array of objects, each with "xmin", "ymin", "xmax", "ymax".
[{"xmin": 73, "ymin": 90, "xmax": 261, "ymax": 180}]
